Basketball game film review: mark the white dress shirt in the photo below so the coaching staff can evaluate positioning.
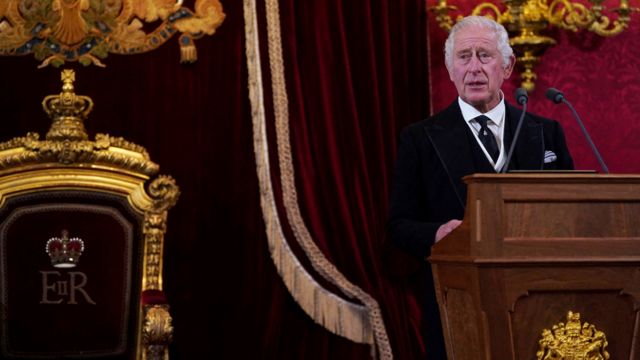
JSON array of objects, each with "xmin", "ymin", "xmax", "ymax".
[{"xmin": 458, "ymin": 94, "xmax": 506, "ymax": 171}]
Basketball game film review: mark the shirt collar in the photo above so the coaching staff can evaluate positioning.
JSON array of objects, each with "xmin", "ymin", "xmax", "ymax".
[{"xmin": 458, "ymin": 91, "xmax": 505, "ymax": 126}]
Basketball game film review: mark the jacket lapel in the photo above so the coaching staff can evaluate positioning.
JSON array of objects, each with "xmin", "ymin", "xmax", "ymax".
[{"xmin": 423, "ymin": 102, "xmax": 486, "ymax": 191}]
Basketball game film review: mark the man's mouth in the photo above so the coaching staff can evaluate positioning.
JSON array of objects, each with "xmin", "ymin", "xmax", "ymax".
[{"xmin": 466, "ymin": 81, "xmax": 486, "ymax": 87}]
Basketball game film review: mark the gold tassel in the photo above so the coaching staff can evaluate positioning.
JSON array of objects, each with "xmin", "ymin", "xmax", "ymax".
[{"xmin": 179, "ymin": 34, "xmax": 197, "ymax": 63}]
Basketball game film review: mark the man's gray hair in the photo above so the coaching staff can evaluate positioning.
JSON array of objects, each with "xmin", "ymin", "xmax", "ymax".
[{"xmin": 444, "ymin": 16, "xmax": 513, "ymax": 70}]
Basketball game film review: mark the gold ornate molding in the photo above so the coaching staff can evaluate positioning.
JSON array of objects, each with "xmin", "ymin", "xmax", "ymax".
[
  {"xmin": 430, "ymin": 0, "xmax": 637, "ymax": 91},
  {"xmin": 0, "ymin": 69, "xmax": 179, "ymax": 359},
  {"xmin": 143, "ymin": 175, "xmax": 179, "ymax": 290},
  {"xmin": 0, "ymin": 69, "xmax": 181, "ymax": 291},
  {"xmin": 0, "ymin": 69, "xmax": 159, "ymax": 175},
  {"xmin": 0, "ymin": 0, "xmax": 225, "ymax": 67},
  {"xmin": 142, "ymin": 304, "xmax": 174, "ymax": 360},
  {"xmin": 536, "ymin": 311, "xmax": 610, "ymax": 360}
]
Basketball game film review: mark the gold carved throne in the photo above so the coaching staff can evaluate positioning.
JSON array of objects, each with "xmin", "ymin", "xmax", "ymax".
[{"xmin": 0, "ymin": 70, "xmax": 179, "ymax": 360}]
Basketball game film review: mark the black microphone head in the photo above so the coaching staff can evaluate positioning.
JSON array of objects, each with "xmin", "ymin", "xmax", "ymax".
[
  {"xmin": 545, "ymin": 87, "xmax": 564, "ymax": 104},
  {"xmin": 515, "ymin": 88, "xmax": 528, "ymax": 105}
]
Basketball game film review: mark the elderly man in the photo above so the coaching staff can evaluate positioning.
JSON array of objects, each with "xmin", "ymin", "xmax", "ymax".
[{"xmin": 388, "ymin": 16, "xmax": 574, "ymax": 358}]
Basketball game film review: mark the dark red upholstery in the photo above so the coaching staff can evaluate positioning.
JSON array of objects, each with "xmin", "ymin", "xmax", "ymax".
[{"xmin": 0, "ymin": 191, "xmax": 144, "ymax": 359}]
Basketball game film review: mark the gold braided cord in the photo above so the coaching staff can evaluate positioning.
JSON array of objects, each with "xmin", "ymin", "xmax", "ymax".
[
  {"xmin": 262, "ymin": 0, "xmax": 394, "ymax": 358},
  {"xmin": 243, "ymin": 0, "xmax": 379, "ymax": 351}
]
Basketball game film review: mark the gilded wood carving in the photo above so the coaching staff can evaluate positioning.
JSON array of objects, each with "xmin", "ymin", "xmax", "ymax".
[
  {"xmin": 537, "ymin": 311, "xmax": 609, "ymax": 360},
  {"xmin": 0, "ymin": 0, "xmax": 225, "ymax": 67}
]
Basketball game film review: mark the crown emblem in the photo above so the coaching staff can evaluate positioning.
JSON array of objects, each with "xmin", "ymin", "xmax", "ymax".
[
  {"xmin": 42, "ymin": 69, "xmax": 93, "ymax": 141},
  {"xmin": 46, "ymin": 230, "xmax": 85, "ymax": 268}
]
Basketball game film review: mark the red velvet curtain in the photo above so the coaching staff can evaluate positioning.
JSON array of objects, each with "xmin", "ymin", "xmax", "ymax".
[
  {"xmin": 266, "ymin": 0, "xmax": 430, "ymax": 358},
  {"xmin": 0, "ymin": 0, "xmax": 429, "ymax": 358}
]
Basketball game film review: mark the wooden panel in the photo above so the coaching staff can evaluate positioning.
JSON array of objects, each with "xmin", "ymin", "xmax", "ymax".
[
  {"xmin": 445, "ymin": 288, "xmax": 481, "ymax": 360},
  {"xmin": 501, "ymin": 267, "xmax": 640, "ymax": 308},
  {"xmin": 504, "ymin": 201, "xmax": 640, "ymax": 240}
]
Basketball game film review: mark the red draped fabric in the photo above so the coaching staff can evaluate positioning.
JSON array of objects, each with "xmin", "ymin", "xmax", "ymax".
[
  {"xmin": 0, "ymin": 0, "xmax": 430, "ymax": 358},
  {"xmin": 268, "ymin": 0, "xmax": 430, "ymax": 357}
]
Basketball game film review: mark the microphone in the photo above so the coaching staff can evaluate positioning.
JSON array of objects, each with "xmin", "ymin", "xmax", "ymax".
[
  {"xmin": 545, "ymin": 88, "xmax": 609, "ymax": 173},
  {"xmin": 546, "ymin": 87, "xmax": 564, "ymax": 104},
  {"xmin": 501, "ymin": 88, "xmax": 528, "ymax": 173},
  {"xmin": 515, "ymin": 87, "xmax": 528, "ymax": 106}
]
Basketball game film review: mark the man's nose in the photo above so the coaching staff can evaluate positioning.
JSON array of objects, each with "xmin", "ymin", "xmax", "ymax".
[{"xmin": 467, "ymin": 55, "xmax": 482, "ymax": 72}]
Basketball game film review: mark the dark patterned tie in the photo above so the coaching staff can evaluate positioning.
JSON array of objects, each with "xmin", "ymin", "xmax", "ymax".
[{"xmin": 474, "ymin": 115, "xmax": 499, "ymax": 162}]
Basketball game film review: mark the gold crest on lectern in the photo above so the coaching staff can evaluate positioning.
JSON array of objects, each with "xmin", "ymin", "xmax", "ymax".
[{"xmin": 537, "ymin": 311, "xmax": 609, "ymax": 360}]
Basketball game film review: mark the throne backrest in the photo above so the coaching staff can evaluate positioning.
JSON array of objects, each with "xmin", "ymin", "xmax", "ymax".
[{"xmin": 0, "ymin": 70, "xmax": 179, "ymax": 360}]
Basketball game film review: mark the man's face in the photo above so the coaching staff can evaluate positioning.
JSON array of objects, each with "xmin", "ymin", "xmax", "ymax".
[{"xmin": 447, "ymin": 26, "xmax": 515, "ymax": 112}]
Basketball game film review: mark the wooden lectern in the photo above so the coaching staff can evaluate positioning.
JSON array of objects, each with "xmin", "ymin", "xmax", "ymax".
[{"xmin": 429, "ymin": 173, "xmax": 640, "ymax": 359}]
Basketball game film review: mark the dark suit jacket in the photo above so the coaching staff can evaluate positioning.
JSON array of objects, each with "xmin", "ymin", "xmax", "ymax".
[
  {"xmin": 387, "ymin": 100, "xmax": 574, "ymax": 358},
  {"xmin": 388, "ymin": 100, "xmax": 574, "ymax": 258}
]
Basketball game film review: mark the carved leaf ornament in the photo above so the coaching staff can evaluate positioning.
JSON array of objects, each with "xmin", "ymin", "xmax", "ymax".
[{"xmin": 0, "ymin": 0, "xmax": 225, "ymax": 67}]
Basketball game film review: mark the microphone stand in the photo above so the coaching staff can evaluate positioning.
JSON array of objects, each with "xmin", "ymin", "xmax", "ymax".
[
  {"xmin": 560, "ymin": 98, "xmax": 609, "ymax": 174},
  {"xmin": 502, "ymin": 89, "xmax": 528, "ymax": 173},
  {"xmin": 546, "ymin": 88, "xmax": 610, "ymax": 174}
]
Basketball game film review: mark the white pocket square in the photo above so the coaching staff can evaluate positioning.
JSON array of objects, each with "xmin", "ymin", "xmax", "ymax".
[{"xmin": 544, "ymin": 150, "xmax": 557, "ymax": 163}]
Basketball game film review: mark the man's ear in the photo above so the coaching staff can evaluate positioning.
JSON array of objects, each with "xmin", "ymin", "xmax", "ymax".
[{"xmin": 504, "ymin": 54, "xmax": 516, "ymax": 78}]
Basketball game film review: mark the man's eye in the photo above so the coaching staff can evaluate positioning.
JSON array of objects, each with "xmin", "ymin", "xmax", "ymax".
[{"xmin": 478, "ymin": 53, "xmax": 492, "ymax": 62}]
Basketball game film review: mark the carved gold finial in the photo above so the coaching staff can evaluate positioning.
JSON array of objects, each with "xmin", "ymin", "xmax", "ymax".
[
  {"xmin": 0, "ymin": 70, "xmax": 159, "ymax": 173},
  {"xmin": 536, "ymin": 311, "xmax": 610, "ymax": 360},
  {"xmin": 61, "ymin": 70, "xmax": 75, "ymax": 90},
  {"xmin": 42, "ymin": 69, "xmax": 93, "ymax": 141},
  {"xmin": 142, "ymin": 305, "xmax": 174, "ymax": 359}
]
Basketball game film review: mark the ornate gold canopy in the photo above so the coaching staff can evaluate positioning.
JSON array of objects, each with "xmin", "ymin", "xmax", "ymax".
[{"xmin": 0, "ymin": 0, "xmax": 225, "ymax": 67}]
